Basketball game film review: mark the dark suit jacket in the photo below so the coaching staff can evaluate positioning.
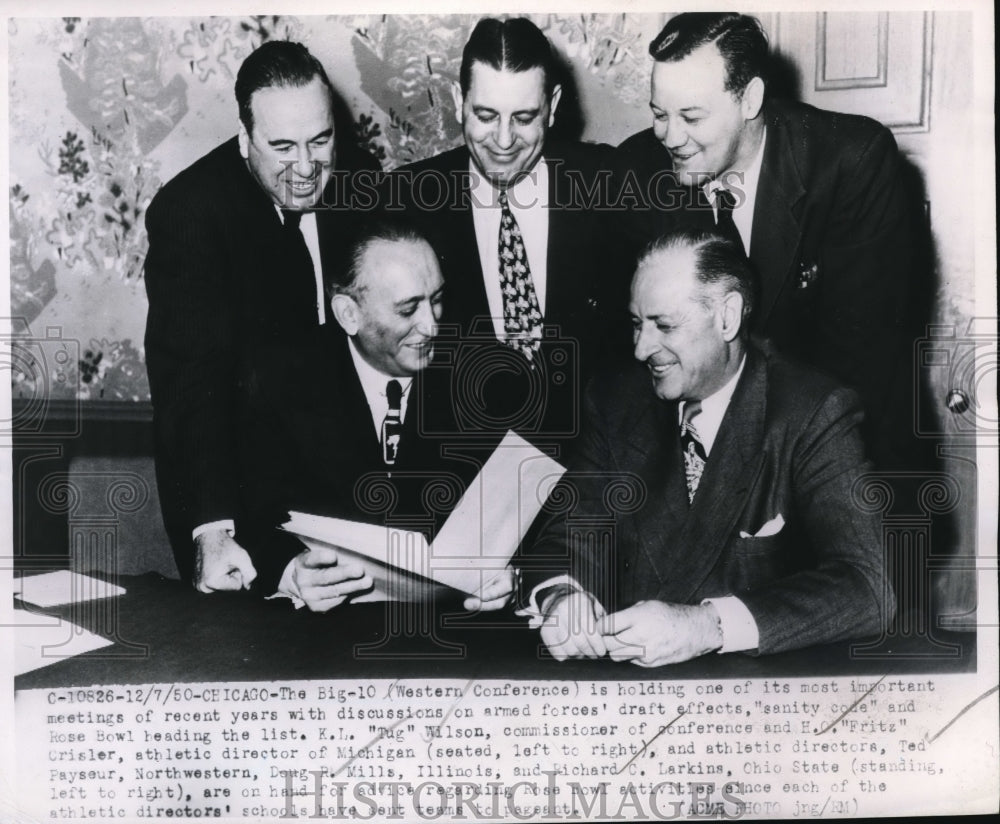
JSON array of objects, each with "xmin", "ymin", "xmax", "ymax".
[
  {"xmin": 611, "ymin": 99, "xmax": 918, "ymax": 467},
  {"xmin": 525, "ymin": 344, "xmax": 893, "ymax": 655},
  {"xmin": 236, "ymin": 324, "xmax": 505, "ymax": 593},
  {"xmin": 143, "ymin": 137, "xmax": 380, "ymax": 580},
  {"xmin": 387, "ymin": 142, "xmax": 615, "ymax": 454}
]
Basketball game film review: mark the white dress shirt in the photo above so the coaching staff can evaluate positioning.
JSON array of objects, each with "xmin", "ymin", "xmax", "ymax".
[
  {"xmin": 346, "ymin": 338, "xmax": 413, "ymax": 436},
  {"xmin": 469, "ymin": 159, "xmax": 550, "ymax": 340},
  {"xmin": 704, "ymin": 128, "xmax": 767, "ymax": 256}
]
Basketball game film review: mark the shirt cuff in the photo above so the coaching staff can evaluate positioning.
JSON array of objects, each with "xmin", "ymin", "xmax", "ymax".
[
  {"xmin": 514, "ymin": 574, "xmax": 587, "ymax": 628},
  {"xmin": 192, "ymin": 520, "xmax": 235, "ymax": 541},
  {"xmin": 702, "ymin": 596, "xmax": 759, "ymax": 653},
  {"xmin": 266, "ymin": 557, "xmax": 305, "ymax": 609}
]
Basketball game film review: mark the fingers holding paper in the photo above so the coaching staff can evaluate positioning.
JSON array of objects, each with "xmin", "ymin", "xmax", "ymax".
[
  {"xmin": 463, "ymin": 566, "xmax": 517, "ymax": 612},
  {"xmin": 598, "ymin": 600, "xmax": 723, "ymax": 667},
  {"xmin": 292, "ymin": 546, "xmax": 374, "ymax": 612},
  {"xmin": 540, "ymin": 590, "xmax": 608, "ymax": 661}
]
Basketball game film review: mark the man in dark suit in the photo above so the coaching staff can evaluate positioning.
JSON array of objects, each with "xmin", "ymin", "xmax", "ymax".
[
  {"xmin": 388, "ymin": 17, "xmax": 611, "ymax": 452},
  {"xmin": 239, "ymin": 220, "xmax": 514, "ymax": 612},
  {"xmin": 610, "ymin": 12, "xmax": 918, "ymax": 469},
  {"xmin": 144, "ymin": 41, "xmax": 380, "ymax": 590},
  {"xmin": 523, "ymin": 228, "xmax": 892, "ymax": 665}
]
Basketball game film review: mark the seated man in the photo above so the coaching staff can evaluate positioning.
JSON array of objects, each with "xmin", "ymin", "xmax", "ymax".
[
  {"xmin": 522, "ymin": 228, "xmax": 893, "ymax": 665},
  {"xmin": 238, "ymin": 218, "xmax": 513, "ymax": 613}
]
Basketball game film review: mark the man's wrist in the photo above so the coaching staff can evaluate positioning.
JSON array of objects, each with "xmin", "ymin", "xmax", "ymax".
[
  {"xmin": 193, "ymin": 520, "xmax": 235, "ymax": 542},
  {"xmin": 540, "ymin": 584, "xmax": 578, "ymax": 617},
  {"xmin": 699, "ymin": 601, "xmax": 724, "ymax": 653}
]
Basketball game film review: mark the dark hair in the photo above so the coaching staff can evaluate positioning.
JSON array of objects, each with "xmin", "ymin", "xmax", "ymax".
[
  {"xmin": 649, "ymin": 13, "xmax": 768, "ymax": 95},
  {"xmin": 332, "ymin": 218, "xmax": 432, "ymax": 298},
  {"xmin": 637, "ymin": 228, "xmax": 756, "ymax": 325},
  {"xmin": 235, "ymin": 40, "xmax": 334, "ymax": 134},
  {"xmin": 459, "ymin": 17, "xmax": 558, "ymax": 96}
]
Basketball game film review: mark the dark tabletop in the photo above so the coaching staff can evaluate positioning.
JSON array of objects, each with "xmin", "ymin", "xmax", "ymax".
[{"xmin": 15, "ymin": 573, "xmax": 976, "ymax": 689}]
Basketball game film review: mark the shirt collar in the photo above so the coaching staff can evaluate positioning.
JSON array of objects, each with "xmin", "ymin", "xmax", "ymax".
[
  {"xmin": 467, "ymin": 157, "xmax": 549, "ymax": 209},
  {"xmin": 704, "ymin": 126, "xmax": 767, "ymax": 203},
  {"xmin": 274, "ymin": 205, "xmax": 316, "ymax": 225},
  {"xmin": 678, "ymin": 353, "xmax": 747, "ymax": 455},
  {"xmin": 347, "ymin": 337, "xmax": 414, "ymax": 400}
]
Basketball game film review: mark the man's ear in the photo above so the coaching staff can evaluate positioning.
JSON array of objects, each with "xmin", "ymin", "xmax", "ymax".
[
  {"xmin": 450, "ymin": 80, "xmax": 464, "ymax": 125},
  {"xmin": 238, "ymin": 119, "xmax": 250, "ymax": 160},
  {"xmin": 740, "ymin": 76, "xmax": 765, "ymax": 121},
  {"xmin": 718, "ymin": 291, "xmax": 744, "ymax": 342},
  {"xmin": 331, "ymin": 293, "xmax": 361, "ymax": 336}
]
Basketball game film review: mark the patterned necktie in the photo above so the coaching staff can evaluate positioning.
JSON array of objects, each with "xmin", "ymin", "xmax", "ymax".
[
  {"xmin": 680, "ymin": 400, "xmax": 707, "ymax": 504},
  {"xmin": 381, "ymin": 380, "xmax": 403, "ymax": 466},
  {"xmin": 497, "ymin": 189, "xmax": 543, "ymax": 360},
  {"xmin": 705, "ymin": 183, "xmax": 744, "ymax": 251}
]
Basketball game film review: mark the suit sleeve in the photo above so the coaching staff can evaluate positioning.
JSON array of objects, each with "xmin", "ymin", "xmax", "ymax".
[
  {"xmin": 234, "ymin": 352, "xmax": 309, "ymax": 595},
  {"xmin": 739, "ymin": 387, "xmax": 895, "ymax": 654},
  {"xmin": 144, "ymin": 184, "xmax": 240, "ymax": 556},
  {"xmin": 520, "ymin": 378, "xmax": 643, "ymax": 611}
]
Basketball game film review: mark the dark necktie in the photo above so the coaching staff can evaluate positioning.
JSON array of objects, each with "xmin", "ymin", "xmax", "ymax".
[
  {"xmin": 680, "ymin": 400, "xmax": 707, "ymax": 504},
  {"xmin": 281, "ymin": 209, "xmax": 318, "ymax": 319},
  {"xmin": 498, "ymin": 189, "xmax": 543, "ymax": 361},
  {"xmin": 381, "ymin": 379, "xmax": 403, "ymax": 466},
  {"xmin": 707, "ymin": 185, "xmax": 744, "ymax": 251}
]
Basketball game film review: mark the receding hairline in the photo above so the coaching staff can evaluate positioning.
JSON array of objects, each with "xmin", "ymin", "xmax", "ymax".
[
  {"xmin": 635, "ymin": 241, "xmax": 733, "ymax": 300},
  {"xmin": 352, "ymin": 237, "xmax": 438, "ymax": 292}
]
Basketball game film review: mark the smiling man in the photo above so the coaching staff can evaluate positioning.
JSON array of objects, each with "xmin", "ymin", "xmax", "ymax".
[
  {"xmin": 144, "ymin": 41, "xmax": 379, "ymax": 590},
  {"xmin": 522, "ymin": 227, "xmax": 892, "ymax": 665},
  {"xmin": 611, "ymin": 12, "xmax": 919, "ymax": 470},
  {"xmin": 388, "ymin": 17, "xmax": 612, "ymax": 453},
  {"xmin": 237, "ymin": 219, "xmax": 514, "ymax": 612}
]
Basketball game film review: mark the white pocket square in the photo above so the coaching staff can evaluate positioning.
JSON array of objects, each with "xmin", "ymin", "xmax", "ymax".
[{"xmin": 739, "ymin": 514, "xmax": 785, "ymax": 539}]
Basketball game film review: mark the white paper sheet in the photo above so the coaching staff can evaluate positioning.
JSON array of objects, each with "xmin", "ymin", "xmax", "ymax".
[
  {"xmin": 283, "ymin": 430, "xmax": 566, "ymax": 597},
  {"xmin": 13, "ymin": 609, "xmax": 114, "ymax": 675},
  {"xmin": 14, "ymin": 571, "xmax": 126, "ymax": 608}
]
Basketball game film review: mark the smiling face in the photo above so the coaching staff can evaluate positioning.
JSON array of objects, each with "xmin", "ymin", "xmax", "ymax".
[
  {"xmin": 456, "ymin": 62, "xmax": 561, "ymax": 189},
  {"xmin": 649, "ymin": 43, "xmax": 763, "ymax": 186},
  {"xmin": 238, "ymin": 77, "xmax": 335, "ymax": 210},
  {"xmin": 336, "ymin": 238, "xmax": 445, "ymax": 378},
  {"xmin": 630, "ymin": 245, "xmax": 742, "ymax": 402}
]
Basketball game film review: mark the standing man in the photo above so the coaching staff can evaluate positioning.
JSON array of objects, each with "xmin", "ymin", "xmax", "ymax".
[
  {"xmin": 523, "ymin": 229, "xmax": 892, "ymax": 664},
  {"xmin": 389, "ymin": 17, "xmax": 612, "ymax": 450},
  {"xmin": 612, "ymin": 12, "xmax": 918, "ymax": 467},
  {"xmin": 239, "ymin": 219, "xmax": 513, "ymax": 612},
  {"xmin": 144, "ymin": 41, "xmax": 380, "ymax": 590}
]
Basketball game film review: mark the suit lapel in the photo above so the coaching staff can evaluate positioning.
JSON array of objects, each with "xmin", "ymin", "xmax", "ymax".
[
  {"xmin": 545, "ymin": 159, "xmax": 572, "ymax": 329},
  {"xmin": 665, "ymin": 351, "xmax": 767, "ymax": 603},
  {"xmin": 323, "ymin": 332, "xmax": 382, "ymax": 473},
  {"xmin": 619, "ymin": 389, "xmax": 688, "ymax": 590},
  {"xmin": 442, "ymin": 152, "xmax": 493, "ymax": 333},
  {"xmin": 750, "ymin": 107, "xmax": 806, "ymax": 328}
]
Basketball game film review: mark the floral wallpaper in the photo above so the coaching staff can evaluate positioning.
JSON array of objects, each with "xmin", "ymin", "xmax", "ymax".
[{"xmin": 8, "ymin": 13, "xmax": 659, "ymax": 403}]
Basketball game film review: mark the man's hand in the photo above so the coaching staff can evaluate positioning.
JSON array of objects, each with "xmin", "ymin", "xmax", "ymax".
[
  {"xmin": 598, "ymin": 600, "xmax": 723, "ymax": 667},
  {"xmin": 540, "ymin": 590, "xmax": 607, "ymax": 661},
  {"xmin": 463, "ymin": 567, "xmax": 516, "ymax": 611},
  {"xmin": 291, "ymin": 547, "xmax": 374, "ymax": 613},
  {"xmin": 193, "ymin": 529, "xmax": 258, "ymax": 592}
]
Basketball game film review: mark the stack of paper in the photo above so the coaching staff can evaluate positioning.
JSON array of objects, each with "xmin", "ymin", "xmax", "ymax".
[{"xmin": 283, "ymin": 430, "xmax": 565, "ymax": 600}]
